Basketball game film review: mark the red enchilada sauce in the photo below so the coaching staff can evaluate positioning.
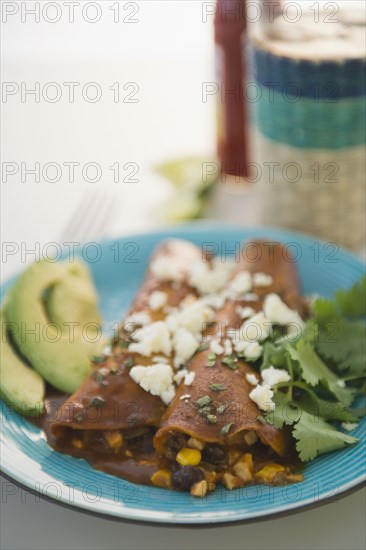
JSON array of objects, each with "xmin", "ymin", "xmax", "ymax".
[{"xmin": 27, "ymin": 387, "xmax": 302, "ymax": 491}]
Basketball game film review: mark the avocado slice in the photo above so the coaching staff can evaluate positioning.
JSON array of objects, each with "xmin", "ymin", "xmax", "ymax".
[
  {"xmin": 46, "ymin": 260, "xmax": 103, "ymax": 356},
  {"xmin": 0, "ymin": 310, "xmax": 45, "ymax": 415},
  {"xmin": 4, "ymin": 261, "xmax": 97, "ymax": 394}
]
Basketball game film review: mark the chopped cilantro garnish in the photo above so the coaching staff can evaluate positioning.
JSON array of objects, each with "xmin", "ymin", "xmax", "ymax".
[
  {"xmin": 74, "ymin": 413, "xmax": 84, "ymax": 422},
  {"xmin": 124, "ymin": 357, "xmax": 135, "ymax": 368},
  {"xmin": 119, "ymin": 340, "xmax": 130, "ymax": 349},
  {"xmin": 198, "ymin": 343, "xmax": 209, "ymax": 352},
  {"xmin": 196, "ymin": 395, "xmax": 212, "ymax": 407},
  {"xmin": 207, "ymin": 414, "xmax": 217, "ymax": 424},
  {"xmin": 207, "ymin": 353, "xmax": 217, "ymax": 367},
  {"xmin": 222, "ymin": 355, "xmax": 238, "ymax": 370},
  {"xmin": 92, "ymin": 355, "xmax": 105, "ymax": 364},
  {"xmin": 209, "ymin": 383, "xmax": 227, "ymax": 392},
  {"xmin": 220, "ymin": 423, "xmax": 233, "ymax": 436},
  {"xmin": 90, "ymin": 396, "xmax": 106, "ymax": 408},
  {"xmin": 199, "ymin": 406, "xmax": 212, "ymax": 416},
  {"xmin": 216, "ymin": 403, "xmax": 228, "ymax": 414}
]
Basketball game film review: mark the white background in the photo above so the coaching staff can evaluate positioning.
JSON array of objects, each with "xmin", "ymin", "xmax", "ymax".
[{"xmin": 1, "ymin": 1, "xmax": 365, "ymax": 549}]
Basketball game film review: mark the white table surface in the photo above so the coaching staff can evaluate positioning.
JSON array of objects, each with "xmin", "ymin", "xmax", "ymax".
[{"xmin": 1, "ymin": 2, "xmax": 365, "ymax": 549}]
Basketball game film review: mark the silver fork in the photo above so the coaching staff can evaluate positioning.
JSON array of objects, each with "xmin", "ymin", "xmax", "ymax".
[{"xmin": 59, "ymin": 190, "xmax": 116, "ymax": 244}]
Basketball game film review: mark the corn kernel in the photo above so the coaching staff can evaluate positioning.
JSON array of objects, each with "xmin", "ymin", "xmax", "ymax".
[
  {"xmin": 190, "ymin": 480, "xmax": 208, "ymax": 498},
  {"xmin": 255, "ymin": 463, "xmax": 285, "ymax": 483},
  {"xmin": 176, "ymin": 447, "xmax": 202, "ymax": 466},
  {"xmin": 125, "ymin": 449, "xmax": 133, "ymax": 457},
  {"xmin": 151, "ymin": 469, "xmax": 172, "ymax": 489},
  {"xmin": 71, "ymin": 438, "xmax": 83, "ymax": 449},
  {"xmin": 105, "ymin": 430, "xmax": 123, "ymax": 450},
  {"xmin": 187, "ymin": 437, "xmax": 205, "ymax": 451}
]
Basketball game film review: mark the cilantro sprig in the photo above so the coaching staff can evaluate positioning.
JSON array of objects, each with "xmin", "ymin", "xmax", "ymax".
[{"xmin": 259, "ymin": 276, "xmax": 365, "ymax": 462}]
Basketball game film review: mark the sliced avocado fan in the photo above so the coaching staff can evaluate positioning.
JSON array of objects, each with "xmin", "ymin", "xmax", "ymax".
[
  {"xmin": 0, "ymin": 310, "xmax": 45, "ymax": 415},
  {"xmin": 4, "ymin": 260, "xmax": 103, "ymax": 394},
  {"xmin": 46, "ymin": 260, "xmax": 104, "ymax": 357}
]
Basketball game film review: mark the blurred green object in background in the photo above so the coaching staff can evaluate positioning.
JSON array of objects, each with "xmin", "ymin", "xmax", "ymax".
[{"xmin": 155, "ymin": 156, "xmax": 218, "ymax": 222}]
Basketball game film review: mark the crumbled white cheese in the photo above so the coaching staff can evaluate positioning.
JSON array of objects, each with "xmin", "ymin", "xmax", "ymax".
[
  {"xmin": 180, "ymin": 394, "xmax": 191, "ymax": 400},
  {"xmin": 129, "ymin": 321, "xmax": 171, "ymax": 356},
  {"xmin": 223, "ymin": 339, "xmax": 233, "ymax": 356},
  {"xmin": 240, "ymin": 312, "xmax": 271, "ymax": 342},
  {"xmin": 253, "ymin": 272, "xmax": 273, "ymax": 287},
  {"xmin": 234, "ymin": 339, "xmax": 263, "ymax": 360},
  {"xmin": 243, "ymin": 342, "xmax": 263, "ymax": 360},
  {"xmin": 184, "ymin": 372, "xmax": 196, "ymax": 386},
  {"xmin": 236, "ymin": 305, "xmax": 256, "ymax": 319},
  {"xmin": 149, "ymin": 290, "xmax": 168, "ymax": 311},
  {"xmin": 188, "ymin": 261, "xmax": 229, "ymax": 295},
  {"xmin": 152, "ymin": 355, "xmax": 169, "ymax": 364},
  {"xmin": 202, "ymin": 293, "xmax": 227, "ymax": 310},
  {"xmin": 261, "ymin": 366, "xmax": 291, "ymax": 387},
  {"xmin": 129, "ymin": 363, "xmax": 175, "ymax": 404},
  {"xmin": 124, "ymin": 311, "xmax": 151, "ymax": 330},
  {"xmin": 246, "ymin": 373, "xmax": 259, "ymax": 386},
  {"xmin": 243, "ymin": 292, "xmax": 259, "ymax": 302},
  {"xmin": 150, "ymin": 257, "xmax": 183, "ymax": 282},
  {"xmin": 103, "ymin": 345, "xmax": 112, "ymax": 356},
  {"xmin": 172, "ymin": 328, "xmax": 199, "ymax": 369},
  {"xmin": 234, "ymin": 339, "xmax": 249, "ymax": 353},
  {"xmin": 210, "ymin": 340, "xmax": 224, "ymax": 355},
  {"xmin": 229, "ymin": 271, "xmax": 252, "ymax": 295},
  {"xmin": 174, "ymin": 368, "xmax": 188, "ymax": 385},
  {"xmin": 249, "ymin": 384, "xmax": 275, "ymax": 412},
  {"xmin": 212, "ymin": 256, "xmax": 238, "ymax": 275},
  {"xmin": 341, "ymin": 422, "xmax": 358, "ymax": 431},
  {"xmin": 170, "ymin": 300, "xmax": 215, "ymax": 334},
  {"xmin": 264, "ymin": 293, "xmax": 304, "ymax": 327},
  {"xmin": 179, "ymin": 294, "xmax": 197, "ymax": 308}
]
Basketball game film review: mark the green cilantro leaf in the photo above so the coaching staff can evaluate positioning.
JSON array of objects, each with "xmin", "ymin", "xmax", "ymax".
[
  {"xmin": 265, "ymin": 391, "xmax": 301, "ymax": 429},
  {"xmin": 334, "ymin": 276, "xmax": 366, "ymax": 319},
  {"xmin": 316, "ymin": 319, "xmax": 366, "ymax": 377},
  {"xmin": 297, "ymin": 392, "xmax": 358, "ymax": 423},
  {"xmin": 287, "ymin": 340, "xmax": 355, "ymax": 407},
  {"xmin": 313, "ymin": 276, "xmax": 366, "ymax": 321},
  {"xmin": 293, "ymin": 410, "xmax": 358, "ymax": 461},
  {"xmin": 260, "ymin": 341, "xmax": 288, "ymax": 371}
]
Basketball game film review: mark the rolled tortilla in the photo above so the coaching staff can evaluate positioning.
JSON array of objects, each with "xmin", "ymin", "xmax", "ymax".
[
  {"xmin": 48, "ymin": 239, "xmax": 205, "ymax": 454},
  {"xmin": 154, "ymin": 240, "xmax": 305, "ymax": 460}
]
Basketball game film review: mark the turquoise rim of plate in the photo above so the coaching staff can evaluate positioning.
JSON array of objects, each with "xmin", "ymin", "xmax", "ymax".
[{"xmin": 1, "ymin": 223, "xmax": 365, "ymax": 524}]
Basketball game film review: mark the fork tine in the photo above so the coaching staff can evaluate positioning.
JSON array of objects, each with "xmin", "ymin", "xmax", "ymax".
[
  {"xmin": 76, "ymin": 192, "xmax": 114, "ymax": 243},
  {"xmin": 59, "ymin": 190, "xmax": 115, "ymax": 245},
  {"xmin": 90, "ymin": 195, "xmax": 116, "ymax": 241},
  {"xmin": 60, "ymin": 191, "xmax": 97, "ymax": 243}
]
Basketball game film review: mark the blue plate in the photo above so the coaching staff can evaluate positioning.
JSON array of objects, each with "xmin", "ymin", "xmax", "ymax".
[{"xmin": 1, "ymin": 224, "xmax": 365, "ymax": 524}]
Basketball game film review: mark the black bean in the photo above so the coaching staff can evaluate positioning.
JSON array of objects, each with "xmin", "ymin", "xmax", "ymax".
[
  {"xmin": 171, "ymin": 466, "xmax": 204, "ymax": 491},
  {"xmin": 202, "ymin": 444, "xmax": 226, "ymax": 464},
  {"xmin": 165, "ymin": 433, "xmax": 187, "ymax": 459}
]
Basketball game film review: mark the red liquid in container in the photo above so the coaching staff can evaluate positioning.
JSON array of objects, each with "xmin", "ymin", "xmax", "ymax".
[{"xmin": 214, "ymin": 0, "xmax": 249, "ymax": 179}]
